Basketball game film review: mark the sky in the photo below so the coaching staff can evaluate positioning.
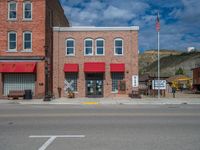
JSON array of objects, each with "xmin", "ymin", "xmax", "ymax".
[{"xmin": 59, "ymin": 0, "xmax": 200, "ymax": 53}]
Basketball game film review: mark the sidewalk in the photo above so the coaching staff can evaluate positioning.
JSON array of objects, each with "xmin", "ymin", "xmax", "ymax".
[{"xmin": 1, "ymin": 97, "xmax": 200, "ymax": 105}]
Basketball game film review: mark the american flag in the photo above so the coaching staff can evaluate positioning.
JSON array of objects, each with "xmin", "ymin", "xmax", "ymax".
[{"xmin": 156, "ymin": 12, "xmax": 160, "ymax": 32}]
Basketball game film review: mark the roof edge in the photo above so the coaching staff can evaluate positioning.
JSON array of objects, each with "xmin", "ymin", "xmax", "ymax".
[{"xmin": 53, "ymin": 26, "xmax": 139, "ymax": 32}]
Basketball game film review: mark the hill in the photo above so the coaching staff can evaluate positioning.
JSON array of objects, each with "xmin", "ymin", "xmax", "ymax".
[{"xmin": 139, "ymin": 50, "xmax": 200, "ymax": 77}]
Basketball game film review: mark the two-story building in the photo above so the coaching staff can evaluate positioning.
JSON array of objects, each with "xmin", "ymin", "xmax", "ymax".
[
  {"xmin": 0, "ymin": 0, "xmax": 69, "ymax": 99},
  {"xmin": 53, "ymin": 27, "xmax": 139, "ymax": 98}
]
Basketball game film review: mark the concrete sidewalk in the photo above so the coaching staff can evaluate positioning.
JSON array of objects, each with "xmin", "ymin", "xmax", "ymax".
[{"xmin": 1, "ymin": 97, "xmax": 200, "ymax": 105}]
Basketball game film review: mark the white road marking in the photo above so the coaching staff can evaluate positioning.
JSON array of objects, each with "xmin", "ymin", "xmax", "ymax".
[{"xmin": 29, "ymin": 135, "xmax": 85, "ymax": 150}]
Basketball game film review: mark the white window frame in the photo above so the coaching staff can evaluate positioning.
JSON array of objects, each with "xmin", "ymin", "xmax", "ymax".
[
  {"xmin": 95, "ymin": 38, "xmax": 105, "ymax": 56},
  {"xmin": 8, "ymin": 1, "xmax": 17, "ymax": 20},
  {"xmin": 114, "ymin": 38, "xmax": 123, "ymax": 56},
  {"xmin": 23, "ymin": 1, "xmax": 32, "ymax": 20},
  {"xmin": 7, "ymin": 31, "xmax": 17, "ymax": 52},
  {"xmin": 22, "ymin": 31, "xmax": 32, "ymax": 52},
  {"xmin": 84, "ymin": 38, "xmax": 93, "ymax": 56},
  {"xmin": 66, "ymin": 38, "xmax": 75, "ymax": 56}
]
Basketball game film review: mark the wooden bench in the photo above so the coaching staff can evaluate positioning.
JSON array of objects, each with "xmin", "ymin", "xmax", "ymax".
[{"xmin": 8, "ymin": 90, "xmax": 25, "ymax": 100}]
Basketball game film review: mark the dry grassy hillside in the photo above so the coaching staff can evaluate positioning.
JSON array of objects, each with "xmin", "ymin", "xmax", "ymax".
[{"xmin": 139, "ymin": 50, "xmax": 200, "ymax": 77}]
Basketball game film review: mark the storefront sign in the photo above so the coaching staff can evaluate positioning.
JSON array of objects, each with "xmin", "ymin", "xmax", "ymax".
[{"xmin": 152, "ymin": 80, "xmax": 166, "ymax": 90}]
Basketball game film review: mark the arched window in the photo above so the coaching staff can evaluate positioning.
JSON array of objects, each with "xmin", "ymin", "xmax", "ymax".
[
  {"xmin": 8, "ymin": 31, "xmax": 17, "ymax": 51},
  {"xmin": 114, "ymin": 38, "xmax": 123, "ymax": 55},
  {"xmin": 23, "ymin": 1, "xmax": 32, "ymax": 20},
  {"xmin": 8, "ymin": 1, "xmax": 17, "ymax": 20},
  {"xmin": 66, "ymin": 39, "xmax": 75, "ymax": 56},
  {"xmin": 23, "ymin": 31, "xmax": 32, "ymax": 51},
  {"xmin": 84, "ymin": 38, "xmax": 93, "ymax": 56},
  {"xmin": 95, "ymin": 38, "xmax": 105, "ymax": 55}
]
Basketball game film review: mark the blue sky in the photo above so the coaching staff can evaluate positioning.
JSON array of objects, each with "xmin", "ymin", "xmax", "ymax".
[{"xmin": 59, "ymin": 0, "xmax": 200, "ymax": 53}]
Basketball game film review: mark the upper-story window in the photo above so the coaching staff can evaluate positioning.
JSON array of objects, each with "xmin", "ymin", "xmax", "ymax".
[
  {"xmin": 114, "ymin": 38, "xmax": 123, "ymax": 55},
  {"xmin": 8, "ymin": 31, "xmax": 17, "ymax": 51},
  {"xmin": 23, "ymin": 1, "xmax": 32, "ymax": 20},
  {"xmin": 66, "ymin": 39, "xmax": 75, "ymax": 56},
  {"xmin": 84, "ymin": 39, "xmax": 93, "ymax": 56},
  {"xmin": 23, "ymin": 31, "xmax": 32, "ymax": 51},
  {"xmin": 8, "ymin": 2, "xmax": 17, "ymax": 20},
  {"xmin": 96, "ymin": 39, "xmax": 105, "ymax": 55}
]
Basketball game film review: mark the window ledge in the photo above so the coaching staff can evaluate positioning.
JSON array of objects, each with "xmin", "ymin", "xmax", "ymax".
[
  {"xmin": 22, "ymin": 19, "xmax": 32, "ymax": 21},
  {"xmin": 21, "ymin": 50, "xmax": 32, "ymax": 53},
  {"xmin": 66, "ymin": 54, "xmax": 75, "ymax": 56},
  {"xmin": 111, "ymin": 91, "xmax": 118, "ymax": 94},
  {"xmin": 7, "ymin": 19, "xmax": 17, "ymax": 21},
  {"xmin": 6, "ymin": 50, "xmax": 17, "ymax": 53}
]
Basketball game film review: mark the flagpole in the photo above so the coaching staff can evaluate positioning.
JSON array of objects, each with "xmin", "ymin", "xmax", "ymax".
[{"xmin": 158, "ymin": 30, "xmax": 160, "ymax": 99}]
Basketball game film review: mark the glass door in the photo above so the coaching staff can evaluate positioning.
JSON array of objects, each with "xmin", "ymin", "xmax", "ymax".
[{"xmin": 86, "ymin": 74, "xmax": 104, "ymax": 97}]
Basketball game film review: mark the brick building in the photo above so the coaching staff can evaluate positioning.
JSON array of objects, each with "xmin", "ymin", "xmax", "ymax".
[
  {"xmin": 0, "ymin": 0, "xmax": 69, "ymax": 99},
  {"xmin": 53, "ymin": 27, "xmax": 139, "ymax": 98},
  {"xmin": 192, "ymin": 64, "xmax": 200, "ymax": 92}
]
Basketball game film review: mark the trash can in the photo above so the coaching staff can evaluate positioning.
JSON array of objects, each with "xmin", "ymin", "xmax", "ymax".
[{"xmin": 24, "ymin": 90, "xmax": 32, "ymax": 99}]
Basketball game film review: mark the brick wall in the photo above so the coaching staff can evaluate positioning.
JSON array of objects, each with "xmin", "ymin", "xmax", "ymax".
[
  {"xmin": 193, "ymin": 67, "xmax": 200, "ymax": 85},
  {"xmin": 53, "ymin": 28, "xmax": 139, "ymax": 98},
  {"xmin": 0, "ymin": 0, "xmax": 69, "ymax": 99}
]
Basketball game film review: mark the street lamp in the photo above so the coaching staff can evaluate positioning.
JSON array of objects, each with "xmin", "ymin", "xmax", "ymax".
[{"xmin": 43, "ymin": 45, "xmax": 51, "ymax": 101}]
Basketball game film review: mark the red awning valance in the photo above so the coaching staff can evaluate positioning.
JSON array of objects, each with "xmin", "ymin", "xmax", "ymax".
[
  {"xmin": 0, "ymin": 62, "xmax": 36, "ymax": 73},
  {"xmin": 84, "ymin": 62, "xmax": 105, "ymax": 73},
  {"xmin": 110, "ymin": 63, "xmax": 125, "ymax": 72},
  {"xmin": 64, "ymin": 64, "xmax": 79, "ymax": 72}
]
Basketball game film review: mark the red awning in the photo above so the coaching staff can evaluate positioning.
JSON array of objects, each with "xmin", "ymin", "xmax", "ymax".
[
  {"xmin": 0, "ymin": 62, "xmax": 36, "ymax": 73},
  {"xmin": 64, "ymin": 64, "xmax": 79, "ymax": 72},
  {"xmin": 110, "ymin": 63, "xmax": 125, "ymax": 72},
  {"xmin": 84, "ymin": 62, "xmax": 105, "ymax": 73}
]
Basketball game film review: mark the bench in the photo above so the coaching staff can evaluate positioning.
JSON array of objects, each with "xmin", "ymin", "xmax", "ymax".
[
  {"xmin": 8, "ymin": 90, "xmax": 25, "ymax": 100},
  {"xmin": 129, "ymin": 90, "xmax": 141, "ymax": 98}
]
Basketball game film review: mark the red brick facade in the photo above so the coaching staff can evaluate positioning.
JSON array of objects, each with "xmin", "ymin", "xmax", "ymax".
[
  {"xmin": 0, "ymin": 0, "xmax": 69, "ymax": 99},
  {"xmin": 53, "ymin": 27, "xmax": 139, "ymax": 98},
  {"xmin": 193, "ymin": 66, "xmax": 200, "ymax": 91}
]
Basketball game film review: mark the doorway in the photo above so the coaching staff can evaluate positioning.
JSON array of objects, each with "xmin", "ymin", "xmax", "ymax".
[{"xmin": 86, "ymin": 73, "xmax": 104, "ymax": 97}]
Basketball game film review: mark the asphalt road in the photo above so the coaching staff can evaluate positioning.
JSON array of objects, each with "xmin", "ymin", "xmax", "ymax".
[{"xmin": 0, "ymin": 104, "xmax": 200, "ymax": 150}]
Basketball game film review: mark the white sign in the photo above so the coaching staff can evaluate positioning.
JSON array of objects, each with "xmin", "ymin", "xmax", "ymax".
[
  {"xmin": 152, "ymin": 80, "xmax": 166, "ymax": 90},
  {"xmin": 132, "ymin": 75, "xmax": 139, "ymax": 87}
]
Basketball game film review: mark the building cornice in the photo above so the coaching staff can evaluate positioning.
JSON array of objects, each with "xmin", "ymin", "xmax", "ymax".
[{"xmin": 53, "ymin": 26, "xmax": 139, "ymax": 32}]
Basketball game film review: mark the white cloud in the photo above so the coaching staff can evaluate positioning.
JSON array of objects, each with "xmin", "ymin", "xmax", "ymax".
[{"xmin": 60, "ymin": 0, "xmax": 200, "ymax": 52}]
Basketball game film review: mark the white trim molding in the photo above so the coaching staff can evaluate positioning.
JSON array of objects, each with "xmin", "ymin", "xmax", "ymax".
[
  {"xmin": 65, "ymin": 38, "xmax": 75, "ymax": 56},
  {"xmin": 8, "ymin": 31, "xmax": 17, "ymax": 52},
  {"xmin": 53, "ymin": 26, "xmax": 139, "ymax": 32},
  {"xmin": 95, "ymin": 38, "xmax": 105, "ymax": 56},
  {"xmin": 22, "ymin": 31, "xmax": 32, "ymax": 52},
  {"xmin": 114, "ymin": 38, "xmax": 124, "ymax": 56},
  {"xmin": 8, "ymin": 1, "xmax": 17, "ymax": 21},
  {"xmin": 23, "ymin": 1, "xmax": 32, "ymax": 21},
  {"xmin": 84, "ymin": 38, "xmax": 94, "ymax": 56}
]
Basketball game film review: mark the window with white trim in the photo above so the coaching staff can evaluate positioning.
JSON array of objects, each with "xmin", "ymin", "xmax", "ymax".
[
  {"xmin": 66, "ymin": 39, "xmax": 75, "ymax": 56},
  {"xmin": 111, "ymin": 73, "xmax": 124, "ymax": 92},
  {"xmin": 8, "ymin": 32, "xmax": 17, "ymax": 51},
  {"xmin": 84, "ymin": 39, "xmax": 93, "ymax": 56},
  {"xmin": 8, "ymin": 1, "xmax": 17, "ymax": 20},
  {"xmin": 114, "ymin": 38, "xmax": 123, "ymax": 55},
  {"xmin": 23, "ymin": 31, "xmax": 32, "ymax": 51},
  {"xmin": 23, "ymin": 1, "xmax": 32, "ymax": 20},
  {"xmin": 96, "ymin": 39, "xmax": 105, "ymax": 55}
]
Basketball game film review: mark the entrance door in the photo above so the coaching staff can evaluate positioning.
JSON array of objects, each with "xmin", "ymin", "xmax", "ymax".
[{"xmin": 86, "ymin": 73, "xmax": 104, "ymax": 97}]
